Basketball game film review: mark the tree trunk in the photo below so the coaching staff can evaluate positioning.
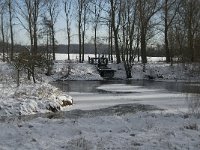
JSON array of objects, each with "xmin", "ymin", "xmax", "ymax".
[
  {"xmin": 1, "ymin": 14, "xmax": 5, "ymax": 62},
  {"xmin": 94, "ymin": 26, "xmax": 97, "ymax": 58},
  {"xmin": 136, "ymin": 28, "xmax": 140, "ymax": 62},
  {"xmin": 140, "ymin": 27, "xmax": 147, "ymax": 64},
  {"xmin": 164, "ymin": 0, "xmax": 170, "ymax": 63},
  {"xmin": 52, "ymin": 26, "xmax": 56, "ymax": 60},
  {"xmin": 113, "ymin": 29, "xmax": 120, "ymax": 63},
  {"xmin": 165, "ymin": 27, "xmax": 170, "ymax": 63},
  {"xmin": 8, "ymin": 0, "xmax": 14, "ymax": 61},
  {"xmin": 82, "ymin": 30, "xmax": 85, "ymax": 62},
  {"xmin": 110, "ymin": 0, "xmax": 120, "ymax": 64},
  {"xmin": 109, "ymin": 21, "xmax": 113, "ymax": 62},
  {"xmin": 124, "ymin": 61, "xmax": 132, "ymax": 78},
  {"xmin": 78, "ymin": 11, "xmax": 82, "ymax": 63},
  {"xmin": 33, "ymin": 23, "xmax": 38, "ymax": 55},
  {"xmin": 67, "ymin": 31, "xmax": 70, "ymax": 60}
]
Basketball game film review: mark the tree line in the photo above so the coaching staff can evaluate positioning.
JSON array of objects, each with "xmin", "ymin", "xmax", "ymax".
[{"xmin": 0, "ymin": 0, "xmax": 200, "ymax": 65}]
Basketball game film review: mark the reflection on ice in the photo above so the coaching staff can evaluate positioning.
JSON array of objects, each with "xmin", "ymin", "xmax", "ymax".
[{"xmin": 96, "ymin": 84, "xmax": 163, "ymax": 93}]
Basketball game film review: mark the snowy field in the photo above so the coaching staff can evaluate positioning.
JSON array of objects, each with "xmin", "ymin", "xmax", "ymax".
[
  {"xmin": 55, "ymin": 53, "xmax": 166, "ymax": 62},
  {"xmin": 0, "ymin": 55, "xmax": 200, "ymax": 149}
]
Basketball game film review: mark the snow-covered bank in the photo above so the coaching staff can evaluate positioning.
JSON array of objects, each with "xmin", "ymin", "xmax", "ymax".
[
  {"xmin": 109, "ymin": 62, "xmax": 200, "ymax": 81},
  {"xmin": 0, "ymin": 61, "xmax": 73, "ymax": 117},
  {"xmin": 52, "ymin": 60, "xmax": 103, "ymax": 80},
  {"xmin": 53, "ymin": 59, "xmax": 200, "ymax": 82}
]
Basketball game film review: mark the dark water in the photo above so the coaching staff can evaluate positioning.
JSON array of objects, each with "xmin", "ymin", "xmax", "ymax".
[{"xmin": 51, "ymin": 80, "xmax": 200, "ymax": 94}]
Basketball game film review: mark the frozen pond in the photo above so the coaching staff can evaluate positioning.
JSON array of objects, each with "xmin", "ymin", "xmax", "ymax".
[
  {"xmin": 52, "ymin": 80, "xmax": 200, "ymax": 94},
  {"xmin": 52, "ymin": 80, "xmax": 200, "ymax": 113}
]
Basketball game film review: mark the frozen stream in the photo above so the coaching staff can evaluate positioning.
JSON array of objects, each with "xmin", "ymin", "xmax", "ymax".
[{"xmin": 52, "ymin": 80, "xmax": 200, "ymax": 113}]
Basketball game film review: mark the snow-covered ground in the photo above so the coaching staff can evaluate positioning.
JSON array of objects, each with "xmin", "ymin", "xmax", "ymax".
[
  {"xmin": 1, "ymin": 110, "xmax": 200, "ymax": 150},
  {"xmin": 55, "ymin": 53, "xmax": 166, "ymax": 62},
  {"xmin": 0, "ymin": 61, "xmax": 73, "ymax": 117},
  {"xmin": 55, "ymin": 60, "xmax": 200, "ymax": 82},
  {"xmin": 0, "ymin": 55, "xmax": 200, "ymax": 149}
]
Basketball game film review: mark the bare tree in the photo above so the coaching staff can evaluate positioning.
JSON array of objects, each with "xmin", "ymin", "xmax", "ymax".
[
  {"xmin": 109, "ymin": 0, "xmax": 121, "ymax": 64},
  {"xmin": 81, "ymin": 0, "xmax": 88, "ymax": 62},
  {"xmin": 161, "ymin": 0, "xmax": 180, "ymax": 63},
  {"xmin": 181, "ymin": 0, "xmax": 200, "ymax": 62},
  {"xmin": 120, "ymin": 0, "xmax": 138, "ymax": 78},
  {"xmin": 89, "ymin": 0, "xmax": 104, "ymax": 58},
  {"xmin": 108, "ymin": 16, "xmax": 113, "ymax": 62},
  {"xmin": 17, "ymin": 0, "xmax": 45, "ymax": 55},
  {"xmin": 0, "ymin": 1, "xmax": 6, "ymax": 62},
  {"xmin": 43, "ymin": 18, "xmax": 54, "ymax": 76},
  {"xmin": 44, "ymin": 0, "xmax": 60, "ymax": 60},
  {"xmin": 76, "ymin": 0, "xmax": 89, "ymax": 63},
  {"xmin": 77, "ymin": 0, "xmax": 83, "ymax": 63},
  {"xmin": 63, "ymin": 0, "xmax": 72, "ymax": 60},
  {"xmin": 16, "ymin": 0, "xmax": 45, "ymax": 81},
  {"xmin": 137, "ymin": 0, "xmax": 161, "ymax": 64},
  {"xmin": 7, "ymin": 0, "xmax": 14, "ymax": 61}
]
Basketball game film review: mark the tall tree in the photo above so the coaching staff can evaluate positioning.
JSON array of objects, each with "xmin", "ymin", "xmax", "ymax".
[
  {"xmin": 109, "ymin": 0, "xmax": 121, "ymax": 64},
  {"xmin": 0, "ymin": 1, "xmax": 6, "ymax": 62},
  {"xmin": 17, "ymin": 0, "xmax": 44, "ymax": 55},
  {"xmin": 137, "ymin": 0, "xmax": 161, "ymax": 63},
  {"xmin": 81, "ymin": 0, "xmax": 88, "ymax": 62},
  {"xmin": 162, "ymin": 0, "xmax": 180, "ymax": 63},
  {"xmin": 108, "ymin": 17, "xmax": 113, "ymax": 62},
  {"xmin": 77, "ymin": 0, "xmax": 83, "ymax": 63},
  {"xmin": 16, "ymin": 0, "xmax": 45, "ymax": 82},
  {"xmin": 63, "ymin": 0, "xmax": 72, "ymax": 60},
  {"xmin": 45, "ymin": 0, "xmax": 60, "ymax": 60},
  {"xmin": 8, "ymin": 0, "xmax": 14, "ymax": 61},
  {"xmin": 76, "ymin": 0, "xmax": 89, "ymax": 62},
  {"xmin": 181, "ymin": 0, "xmax": 200, "ymax": 62},
  {"xmin": 120, "ymin": 0, "xmax": 138, "ymax": 78},
  {"xmin": 90, "ymin": 0, "xmax": 104, "ymax": 58}
]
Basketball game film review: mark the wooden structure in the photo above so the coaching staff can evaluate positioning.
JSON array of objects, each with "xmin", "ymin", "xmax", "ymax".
[{"xmin": 88, "ymin": 56, "xmax": 115, "ymax": 78}]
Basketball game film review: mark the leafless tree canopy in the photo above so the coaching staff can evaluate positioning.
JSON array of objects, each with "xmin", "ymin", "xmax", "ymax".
[{"xmin": 0, "ymin": 0, "xmax": 200, "ymax": 64}]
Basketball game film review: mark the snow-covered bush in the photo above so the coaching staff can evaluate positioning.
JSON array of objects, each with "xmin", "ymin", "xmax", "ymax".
[
  {"xmin": 11, "ymin": 83, "xmax": 73, "ymax": 115},
  {"xmin": 14, "ymin": 83, "xmax": 60, "ymax": 99}
]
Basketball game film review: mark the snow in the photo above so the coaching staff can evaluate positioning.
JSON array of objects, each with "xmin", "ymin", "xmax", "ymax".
[
  {"xmin": 52, "ymin": 60, "xmax": 103, "ymax": 81},
  {"xmin": 108, "ymin": 62, "xmax": 200, "ymax": 81},
  {"xmin": 0, "ymin": 55, "xmax": 200, "ymax": 149},
  {"xmin": 0, "ymin": 111, "xmax": 200, "ymax": 149},
  {"xmin": 0, "ymin": 61, "xmax": 73, "ymax": 117},
  {"xmin": 53, "ymin": 55, "xmax": 200, "ymax": 81}
]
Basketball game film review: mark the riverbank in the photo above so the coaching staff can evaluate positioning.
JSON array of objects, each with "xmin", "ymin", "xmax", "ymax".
[
  {"xmin": 0, "ymin": 61, "xmax": 73, "ymax": 117},
  {"xmin": 55, "ymin": 60, "xmax": 200, "ymax": 82},
  {"xmin": 0, "ymin": 60, "xmax": 200, "ymax": 149}
]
